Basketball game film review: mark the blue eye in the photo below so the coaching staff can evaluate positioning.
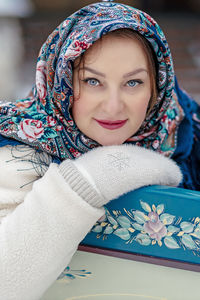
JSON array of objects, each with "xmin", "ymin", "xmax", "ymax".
[
  {"xmin": 127, "ymin": 80, "xmax": 137, "ymax": 87},
  {"xmin": 84, "ymin": 78, "xmax": 100, "ymax": 86}
]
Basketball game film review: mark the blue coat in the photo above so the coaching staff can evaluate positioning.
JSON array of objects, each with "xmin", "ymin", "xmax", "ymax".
[{"xmin": 172, "ymin": 78, "xmax": 200, "ymax": 190}]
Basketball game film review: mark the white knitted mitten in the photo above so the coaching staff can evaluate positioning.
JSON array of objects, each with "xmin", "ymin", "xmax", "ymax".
[{"xmin": 59, "ymin": 144, "xmax": 182, "ymax": 208}]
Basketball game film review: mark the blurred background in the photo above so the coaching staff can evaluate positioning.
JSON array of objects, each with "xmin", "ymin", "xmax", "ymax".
[{"xmin": 0, "ymin": 0, "xmax": 200, "ymax": 103}]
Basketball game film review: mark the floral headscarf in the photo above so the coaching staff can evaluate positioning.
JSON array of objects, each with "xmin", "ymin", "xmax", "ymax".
[{"xmin": 0, "ymin": 1, "xmax": 184, "ymax": 160}]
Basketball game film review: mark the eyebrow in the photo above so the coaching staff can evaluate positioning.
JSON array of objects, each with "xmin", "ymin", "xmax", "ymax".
[
  {"xmin": 80, "ymin": 66, "xmax": 148, "ymax": 78},
  {"xmin": 123, "ymin": 68, "xmax": 148, "ymax": 78}
]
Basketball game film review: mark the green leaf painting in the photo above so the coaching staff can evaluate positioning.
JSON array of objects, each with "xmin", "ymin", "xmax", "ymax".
[{"xmin": 91, "ymin": 199, "xmax": 200, "ymax": 256}]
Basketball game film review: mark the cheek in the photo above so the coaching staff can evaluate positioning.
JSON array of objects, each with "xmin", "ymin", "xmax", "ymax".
[
  {"xmin": 72, "ymin": 97, "xmax": 92, "ymax": 124},
  {"xmin": 129, "ymin": 92, "xmax": 151, "ymax": 118},
  {"xmin": 139, "ymin": 98, "xmax": 150, "ymax": 115},
  {"xmin": 72, "ymin": 88, "xmax": 101, "ymax": 121},
  {"xmin": 72, "ymin": 100, "xmax": 84, "ymax": 122}
]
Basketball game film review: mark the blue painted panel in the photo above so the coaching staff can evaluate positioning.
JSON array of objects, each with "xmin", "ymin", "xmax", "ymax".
[{"xmin": 82, "ymin": 185, "xmax": 200, "ymax": 265}]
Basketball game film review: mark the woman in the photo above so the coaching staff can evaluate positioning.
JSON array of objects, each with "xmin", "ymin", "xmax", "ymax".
[{"xmin": 0, "ymin": 1, "xmax": 198, "ymax": 299}]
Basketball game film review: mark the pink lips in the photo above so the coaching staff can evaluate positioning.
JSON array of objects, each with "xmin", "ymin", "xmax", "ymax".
[{"xmin": 95, "ymin": 119, "xmax": 127, "ymax": 130}]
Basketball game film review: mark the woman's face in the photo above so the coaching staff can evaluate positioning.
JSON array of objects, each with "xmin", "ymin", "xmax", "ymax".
[{"xmin": 72, "ymin": 35, "xmax": 151, "ymax": 146}]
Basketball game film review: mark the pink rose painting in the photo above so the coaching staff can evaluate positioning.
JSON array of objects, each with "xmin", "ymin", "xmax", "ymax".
[
  {"xmin": 46, "ymin": 116, "xmax": 57, "ymax": 127},
  {"xmin": 65, "ymin": 39, "xmax": 91, "ymax": 58},
  {"xmin": 36, "ymin": 60, "xmax": 47, "ymax": 101},
  {"xmin": 144, "ymin": 211, "xmax": 167, "ymax": 241},
  {"xmin": 91, "ymin": 200, "xmax": 200, "ymax": 254},
  {"xmin": 18, "ymin": 119, "xmax": 44, "ymax": 142}
]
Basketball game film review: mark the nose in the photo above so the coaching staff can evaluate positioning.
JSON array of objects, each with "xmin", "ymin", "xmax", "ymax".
[{"xmin": 101, "ymin": 88, "xmax": 124, "ymax": 115}]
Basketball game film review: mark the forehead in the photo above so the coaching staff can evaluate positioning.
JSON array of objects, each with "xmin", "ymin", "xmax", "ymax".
[{"xmin": 74, "ymin": 34, "xmax": 149, "ymax": 69}]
